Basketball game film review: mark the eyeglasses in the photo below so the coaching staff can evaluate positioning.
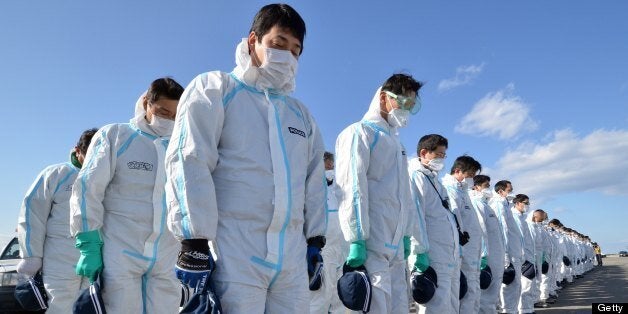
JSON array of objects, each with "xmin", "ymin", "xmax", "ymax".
[
  {"xmin": 431, "ymin": 151, "xmax": 447, "ymax": 158},
  {"xmin": 384, "ymin": 90, "xmax": 421, "ymax": 115}
]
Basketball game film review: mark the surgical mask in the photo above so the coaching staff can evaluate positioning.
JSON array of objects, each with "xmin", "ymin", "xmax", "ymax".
[
  {"xmin": 481, "ymin": 188, "xmax": 492, "ymax": 199},
  {"xmin": 256, "ymin": 44, "xmax": 298, "ymax": 93},
  {"xmin": 426, "ymin": 157, "xmax": 444, "ymax": 172},
  {"xmin": 386, "ymin": 108, "xmax": 410, "ymax": 128},
  {"xmin": 463, "ymin": 177, "xmax": 474, "ymax": 188},
  {"xmin": 149, "ymin": 115, "xmax": 174, "ymax": 137},
  {"xmin": 523, "ymin": 204, "xmax": 530, "ymax": 212},
  {"xmin": 325, "ymin": 170, "xmax": 335, "ymax": 182}
]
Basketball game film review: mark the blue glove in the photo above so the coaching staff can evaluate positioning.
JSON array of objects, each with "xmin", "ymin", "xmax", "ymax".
[
  {"xmin": 75, "ymin": 230, "xmax": 103, "ymax": 283},
  {"xmin": 175, "ymin": 239, "xmax": 212, "ymax": 289},
  {"xmin": 306, "ymin": 236, "xmax": 325, "ymax": 291}
]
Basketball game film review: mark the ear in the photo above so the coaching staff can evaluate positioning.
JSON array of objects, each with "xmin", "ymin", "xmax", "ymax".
[
  {"xmin": 247, "ymin": 32, "xmax": 257, "ymax": 50},
  {"xmin": 142, "ymin": 95, "xmax": 148, "ymax": 111},
  {"xmin": 419, "ymin": 148, "xmax": 428, "ymax": 158},
  {"xmin": 379, "ymin": 91, "xmax": 388, "ymax": 112}
]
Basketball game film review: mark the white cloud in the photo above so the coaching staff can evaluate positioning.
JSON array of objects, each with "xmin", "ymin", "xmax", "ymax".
[
  {"xmin": 438, "ymin": 63, "xmax": 485, "ymax": 92},
  {"xmin": 455, "ymin": 84, "xmax": 538, "ymax": 140},
  {"xmin": 489, "ymin": 128, "xmax": 628, "ymax": 203}
]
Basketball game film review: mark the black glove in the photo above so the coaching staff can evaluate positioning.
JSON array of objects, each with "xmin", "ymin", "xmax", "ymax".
[
  {"xmin": 306, "ymin": 236, "xmax": 325, "ymax": 291},
  {"xmin": 175, "ymin": 239, "xmax": 212, "ymax": 289}
]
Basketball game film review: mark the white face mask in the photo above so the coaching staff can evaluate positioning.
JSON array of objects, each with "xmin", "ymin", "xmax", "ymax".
[
  {"xmin": 426, "ymin": 157, "xmax": 445, "ymax": 172},
  {"xmin": 386, "ymin": 108, "xmax": 410, "ymax": 128},
  {"xmin": 256, "ymin": 44, "xmax": 298, "ymax": 93},
  {"xmin": 523, "ymin": 204, "xmax": 530, "ymax": 212},
  {"xmin": 481, "ymin": 188, "xmax": 493, "ymax": 199},
  {"xmin": 149, "ymin": 115, "xmax": 174, "ymax": 137},
  {"xmin": 325, "ymin": 170, "xmax": 335, "ymax": 182}
]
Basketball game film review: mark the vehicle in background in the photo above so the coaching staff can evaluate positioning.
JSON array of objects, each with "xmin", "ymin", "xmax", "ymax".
[
  {"xmin": 619, "ymin": 251, "xmax": 628, "ymax": 257},
  {"xmin": 0, "ymin": 236, "xmax": 42, "ymax": 313}
]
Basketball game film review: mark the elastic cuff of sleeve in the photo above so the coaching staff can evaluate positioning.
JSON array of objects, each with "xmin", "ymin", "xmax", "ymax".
[
  {"xmin": 181, "ymin": 239, "xmax": 209, "ymax": 252},
  {"xmin": 307, "ymin": 236, "xmax": 326, "ymax": 249}
]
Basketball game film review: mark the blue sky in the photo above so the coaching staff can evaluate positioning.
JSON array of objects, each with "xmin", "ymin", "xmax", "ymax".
[{"xmin": 1, "ymin": 1, "xmax": 627, "ymax": 253}]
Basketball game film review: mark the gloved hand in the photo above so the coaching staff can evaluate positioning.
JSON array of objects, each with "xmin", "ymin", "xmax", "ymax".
[
  {"xmin": 17, "ymin": 257, "xmax": 42, "ymax": 277},
  {"xmin": 403, "ymin": 236, "xmax": 411, "ymax": 260},
  {"xmin": 175, "ymin": 239, "xmax": 212, "ymax": 289},
  {"xmin": 504, "ymin": 253, "xmax": 511, "ymax": 268},
  {"xmin": 346, "ymin": 240, "xmax": 366, "ymax": 268},
  {"xmin": 75, "ymin": 230, "xmax": 104, "ymax": 283},
  {"xmin": 414, "ymin": 253, "xmax": 430, "ymax": 272},
  {"xmin": 306, "ymin": 236, "xmax": 325, "ymax": 291},
  {"xmin": 480, "ymin": 256, "xmax": 488, "ymax": 270}
]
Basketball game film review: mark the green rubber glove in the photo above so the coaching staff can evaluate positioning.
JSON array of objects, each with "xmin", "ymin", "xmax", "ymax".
[
  {"xmin": 346, "ymin": 240, "xmax": 367, "ymax": 267},
  {"xmin": 414, "ymin": 252, "xmax": 430, "ymax": 272},
  {"xmin": 403, "ymin": 236, "xmax": 411, "ymax": 260},
  {"xmin": 480, "ymin": 256, "xmax": 488, "ymax": 270},
  {"xmin": 75, "ymin": 230, "xmax": 104, "ymax": 283}
]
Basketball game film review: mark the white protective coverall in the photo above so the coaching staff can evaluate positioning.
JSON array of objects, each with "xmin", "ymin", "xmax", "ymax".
[
  {"xmin": 513, "ymin": 208, "xmax": 535, "ymax": 314},
  {"xmin": 546, "ymin": 227, "xmax": 561, "ymax": 297},
  {"xmin": 165, "ymin": 39, "xmax": 326, "ymax": 313},
  {"xmin": 409, "ymin": 159, "xmax": 460, "ymax": 314},
  {"xmin": 335, "ymin": 87, "xmax": 426, "ymax": 314},
  {"xmin": 442, "ymin": 174, "xmax": 484, "ymax": 314},
  {"xmin": 70, "ymin": 96, "xmax": 180, "ymax": 314},
  {"xmin": 529, "ymin": 220, "xmax": 550, "ymax": 303},
  {"xmin": 469, "ymin": 190, "xmax": 505, "ymax": 314},
  {"xmin": 18, "ymin": 159, "xmax": 89, "ymax": 313},
  {"xmin": 310, "ymin": 178, "xmax": 347, "ymax": 313},
  {"xmin": 489, "ymin": 196, "xmax": 522, "ymax": 313}
]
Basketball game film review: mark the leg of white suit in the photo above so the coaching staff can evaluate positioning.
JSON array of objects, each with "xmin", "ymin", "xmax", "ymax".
[
  {"xmin": 418, "ymin": 260, "xmax": 460, "ymax": 314},
  {"xmin": 42, "ymin": 238, "xmax": 89, "ymax": 314},
  {"xmin": 500, "ymin": 259, "xmax": 521, "ymax": 313},
  {"xmin": 459, "ymin": 263, "xmax": 481, "ymax": 313},
  {"xmin": 144, "ymin": 250, "xmax": 181, "ymax": 314},
  {"xmin": 519, "ymin": 275, "xmax": 536, "ymax": 313},
  {"xmin": 479, "ymin": 258, "xmax": 504, "ymax": 314}
]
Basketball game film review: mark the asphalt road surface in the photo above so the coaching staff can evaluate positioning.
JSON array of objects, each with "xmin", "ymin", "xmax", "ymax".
[{"xmin": 536, "ymin": 256, "xmax": 628, "ymax": 314}]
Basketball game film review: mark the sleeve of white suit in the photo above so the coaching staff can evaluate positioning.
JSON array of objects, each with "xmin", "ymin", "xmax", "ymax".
[
  {"xmin": 444, "ymin": 185, "xmax": 466, "ymax": 234},
  {"xmin": 335, "ymin": 125, "xmax": 370, "ymax": 243},
  {"xmin": 490, "ymin": 198, "xmax": 510, "ymax": 262},
  {"xmin": 165, "ymin": 73, "xmax": 225, "ymax": 241},
  {"xmin": 472, "ymin": 198, "xmax": 489, "ymax": 257},
  {"xmin": 302, "ymin": 111, "xmax": 326, "ymax": 240},
  {"xmin": 409, "ymin": 171, "xmax": 430, "ymax": 254},
  {"xmin": 17, "ymin": 168, "xmax": 55, "ymax": 258},
  {"xmin": 70, "ymin": 127, "xmax": 113, "ymax": 236}
]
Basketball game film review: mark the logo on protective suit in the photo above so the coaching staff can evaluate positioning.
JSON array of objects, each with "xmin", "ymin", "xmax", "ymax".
[
  {"xmin": 288, "ymin": 127, "xmax": 306, "ymax": 138},
  {"xmin": 127, "ymin": 161, "xmax": 154, "ymax": 171},
  {"xmin": 64, "ymin": 184, "xmax": 73, "ymax": 192}
]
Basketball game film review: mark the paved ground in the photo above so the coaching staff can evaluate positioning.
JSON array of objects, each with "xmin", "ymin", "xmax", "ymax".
[{"xmin": 536, "ymin": 256, "xmax": 628, "ymax": 314}]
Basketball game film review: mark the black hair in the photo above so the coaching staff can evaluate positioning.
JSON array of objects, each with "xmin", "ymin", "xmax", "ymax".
[
  {"xmin": 494, "ymin": 180, "xmax": 512, "ymax": 193},
  {"xmin": 146, "ymin": 77, "xmax": 184, "ymax": 103},
  {"xmin": 473, "ymin": 174, "xmax": 490, "ymax": 187},
  {"xmin": 250, "ymin": 4, "xmax": 306, "ymax": 54},
  {"xmin": 417, "ymin": 134, "xmax": 448, "ymax": 157},
  {"xmin": 381, "ymin": 73, "xmax": 423, "ymax": 97},
  {"xmin": 76, "ymin": 128, "xmax": 98, "ymax": 155},
  {"xmin": 449, "ymin": 155, "xmax": 482, "ymax": 175},
  {"xmin": 513, "ymin": 194, "xmax": 529, "ymax": 204},
  {"xmin": 548, "ymin": 218, "xmax": 562, "ymax": 226},
  {"xmin": 324, "ymin": 151, "xmax": 334, "ymax": 162}
]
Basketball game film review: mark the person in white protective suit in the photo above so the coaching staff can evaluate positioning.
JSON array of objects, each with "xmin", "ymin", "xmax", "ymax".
[
  {"xmin": 310, "ymin": 151, "xmax": 348, "ymax": 313},
  {"xmin": 441, "ymin": 155, "xmax": 484, "ymax": 314},
  {"xmin": 164, "ymin": 4, "xmax": 328, "ymax": 313},
  {"xmin": 511, "ymin": 194, "xmax": 535, "ymax": 314},
  {"xmin": 469, "ymin": 175, "xmax": 506, "ymax": 314},
  {"xmin": 335, "ymin": 73, "xmax": 427, "ymax": 314},
  {"xmin": 409, "ymin": 134, "xmax": 461, "ymax": 314},
  {"xmin": 69, "ymin": 78, "xmax": 184, "ymax": 314},
  {"xmin": 529, "ymin": 209, "xmax": 551, "ymax": 309},
  {"xmin": 489, "ymin": 180, "xmax": 523, "ymax": 314},
  {"xmin": 17, "ymin": 128, "xmax": 97, "ymax": 313}
]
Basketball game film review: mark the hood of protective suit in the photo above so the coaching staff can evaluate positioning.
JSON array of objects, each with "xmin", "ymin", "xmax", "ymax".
[
  {"xmin": 409, "ymin": 157, "xmax": 437, "ymax": 177},
  {"xmin": 130, "ymin": 91, "xmax": 160, "ymax": 137},
  {"xmin": 232, "ymin": 38, "xmax": 294, "ymax": 95},
  {"xmin": 362, "ymin": 87, "xmax": 398, "ymax": 132}
]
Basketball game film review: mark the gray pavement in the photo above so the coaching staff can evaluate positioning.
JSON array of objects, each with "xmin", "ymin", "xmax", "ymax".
[{"xmin": 536, "ymin": 256, "xmax": 628, "ymax": 314}]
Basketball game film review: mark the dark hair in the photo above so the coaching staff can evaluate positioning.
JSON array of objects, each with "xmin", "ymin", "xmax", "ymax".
[
  {"xmin": 449, "ymin": 155, "xmax": 482, "ymax": 175},
  {"xmin": 549, "ymin": 218, "xmax": 563, "ymax": 227},
  {"xmin": 494, "ymin": 180, "xmax": 512, "ymax": 193},
  {"xmin": 250, "ymin": 4, "xmax": 306, "ymax": 54},
  {"xmin": 146, "ymin": 77, "xmax": 184, "ymax": 103},
  {"xmin": 76, "ymin": 128, "xmax": 98, "ymax": 155},
  {"xmin": 381, "ymin": 73, "xmax": 423, "ymax": 96},
  {"xmin": 417, "ymin": 134, "xmax": 448, "ymax": 156},
  {"xmin": 473, "ymin": 174, "xmax": 490, "ymax": 187},
  {"xmin": 513, "ymin": 194, "xmax": 529, "ymax": 204},
  {"xmin": 324, "ymin": 151, "xmax": 334, "ymax": 162},
  {"xmin": 533, "ymin": 209, "xmax": 546, "ymax": 214}
]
